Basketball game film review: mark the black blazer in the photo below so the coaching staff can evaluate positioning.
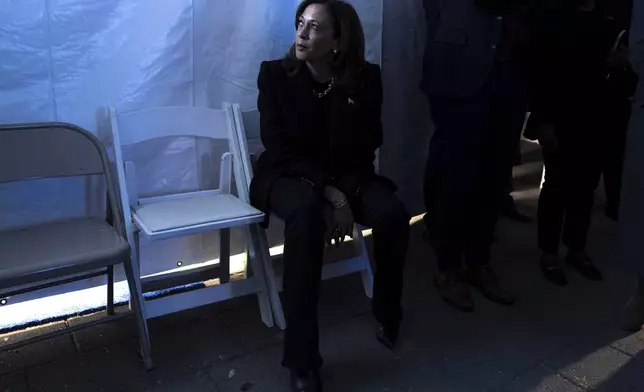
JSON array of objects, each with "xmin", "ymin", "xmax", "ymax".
[{"xmin": 249, "ymin": 59, "xmax": 395, "ymax": 214}]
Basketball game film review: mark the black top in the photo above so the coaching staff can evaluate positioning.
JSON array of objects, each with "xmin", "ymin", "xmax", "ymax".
[
  {"xmin": 249, "ymin": 60, "xmax": 396, "ymax": 215},
  {"xmin": 526, "ymin": 4, "xmax": 620, "ymax": 127},
  {"xmin": 562, "ymin": 8, "xmax": 616, "ymax": 97},
  {"xmin": 309, "ymin": 79, "xmax": 333, "ymax": 171}
]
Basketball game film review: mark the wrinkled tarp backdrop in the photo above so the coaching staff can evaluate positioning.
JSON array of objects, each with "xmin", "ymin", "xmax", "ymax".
[{"xmin": 0, "ymin": 0, "xmax": 431, "ymax": 325}]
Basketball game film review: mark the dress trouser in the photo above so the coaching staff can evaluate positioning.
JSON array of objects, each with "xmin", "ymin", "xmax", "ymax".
[
  {"xmin": 602, "ymin": 99, "xmax": 632, "ymax": 211},
  {"xmin": 502, "ymin": 145, "xmax": 525, "ymax": 209},
  {"xmin": 268, "ymin": 177, "xmax": 410, "ymax": 371},
  {"xmin": 423, "ymin": 61, "xmax": 527, "ymax": 272},
  {"xmin": 537, "ymin": 110, "xmax": 604, "ymax": 254}
]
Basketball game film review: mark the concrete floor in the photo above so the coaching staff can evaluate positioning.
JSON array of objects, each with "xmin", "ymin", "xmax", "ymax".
[{"xmin": 2, "ymin": 146, "xmax": 644, "ymax": 392}]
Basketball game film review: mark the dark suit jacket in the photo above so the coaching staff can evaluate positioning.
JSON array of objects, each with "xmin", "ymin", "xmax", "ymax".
[
  {"xmin": 421, "ymin": 0, "xmax": 538, "ymax": 98},
  {"xmin": 249, "ymin": 59, "xmax": 395, "ymax": 214},
  {"xmin": 523, "ymin": 3, "xmax": 624, "ymax": 139},
  {"xmin": 421, "ymin": 0, "xmax": 504, "ymax": 98}
]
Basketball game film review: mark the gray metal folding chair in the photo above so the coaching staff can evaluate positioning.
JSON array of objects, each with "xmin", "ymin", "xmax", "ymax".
[{"xmin": 0, "ymin": 122, "xmax": 153, "ymax": 370}]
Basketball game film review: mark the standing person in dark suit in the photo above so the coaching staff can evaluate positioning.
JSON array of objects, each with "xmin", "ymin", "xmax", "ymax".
[
  {"xmin": 250, "ymin": 1, "xmax": 410, "ymax": 390},
  {"xmin": 619, "ymin": 0, "xmax": 644, "ymax": 332},
  {"xmin": 599, "ymin": 0, "xmax": 638, "ymax": 221},
  {"xmin": 527, "ymin": 0, "xmax": 624, "ymax": 286},
  {"xmin": 602, "ymin": 30, "xmax": 638, "ymax": 222},
  {"xmin": 421, "ymin": 0, "xmax": 533, "ymax": 312}
]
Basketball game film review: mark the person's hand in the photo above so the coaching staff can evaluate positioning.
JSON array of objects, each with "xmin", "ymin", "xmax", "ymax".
[
  {"xmin": 324, "ymin": 203, "xmax": 354, "ymax": 247},
  {"xmin": 330, "ymin": 203, "xmax": 354, "ymax": 247},
  {"xmin": 322, "ymin": 186, "xmax": 354, "ymax": 247},
  {"xmin": 536, "ymin": 123, "xmax": 558, "ymax": 149}
]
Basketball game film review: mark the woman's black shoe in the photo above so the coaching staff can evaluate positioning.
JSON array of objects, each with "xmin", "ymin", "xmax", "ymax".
[
  {"xmin": 566, "ymin": 251, "xmax": 603, "ymax": 281},
  {"xmin": 376, "ymin": 323, "xmax": 399, "ymax": 350},
  {"xmin": 540, "ymin": 254, "xmax": 568, "ymax": 286},
  {"xmin": 290, "ymin": 370, "xmax": 322, "ymax": 392}
]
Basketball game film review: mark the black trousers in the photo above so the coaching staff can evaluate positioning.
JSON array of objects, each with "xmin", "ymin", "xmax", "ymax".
[
  {"xmin": 268, "ymin": 177, "xmax": 410, "ymax": 371},
  {"xmin": 602, "ymin": 100, "xmax": 631, "ymax": 212},
  {"xmin": 424, "ymin": 61, "xmax": 527, "ymax": 272},
  {"xmin": 538, "ymin": 116, "xmax": 603, "ymax": 254},
  {"xmin": 502, "ymin": 145, "xmax": 525, "ymax": 209}
]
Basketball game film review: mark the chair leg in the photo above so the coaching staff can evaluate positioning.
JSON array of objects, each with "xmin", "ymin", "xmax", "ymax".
[
  {"xmin": 251, "ymin": 224, "xmax": 286, "ymax": 330},
  {"xmin": 219, "ymin": 228, "xmax": 231, "ymax": 284},
  {"xmin": 107, "ymin": 265, "xmax": 115, "ymax": 315},
  {"xmin": 355, "ymin": 226, "xmax": 374, "ymax": 299},
  {"xmin": 241, "ymin": 225, "xmax": 274, "ymax": 328},
  {"xmin": 128, "ymin": 231, "xmax": 142, "ymax": 312},
  {"xmin": 126, "ymin": 232, "xmax": 153, "ymax": 369},
  {"xmin": 123, "ymin": 257, "xmax": 153, "ymax": 370}
]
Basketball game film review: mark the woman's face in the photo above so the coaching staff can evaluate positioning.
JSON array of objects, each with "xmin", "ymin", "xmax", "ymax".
[{"xmin": 295, "ymin": 4, "xmax": 337, "ymax": 62}]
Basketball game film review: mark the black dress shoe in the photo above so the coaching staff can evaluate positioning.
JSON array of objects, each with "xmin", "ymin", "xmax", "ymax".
[
  {"xmin": 376, "ymin": 323, "xmax": 399, "ymax": 350},
  {"xmin": 502, "ymin": 203, "xmax": 533, "ymax": 223},
  {"xmin": 540, "ymin": 254, "xmax": 568, "ymax": 286},
  {"xmin": 435, "ymin": 272, "xmax": 474, "ymax": 313},
  {"xmin": 566, "ymin": 251, "xmax": 602, "ymax": 281},
  {"xmin": 464, "ymin": 265, "xmax": 515, "ymax": 306},
  {"xmin": 290, "ymin": 370, "xmax": 322, "ymax": 392}
]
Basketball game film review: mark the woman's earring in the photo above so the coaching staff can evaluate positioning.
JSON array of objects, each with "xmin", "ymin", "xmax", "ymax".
[{"xmin": 333, "ymin": 49, "xmax": 338, "ymax": 54}]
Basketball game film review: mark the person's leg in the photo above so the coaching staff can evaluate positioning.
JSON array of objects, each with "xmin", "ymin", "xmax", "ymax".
[
  {"xmin": 560, "ymin": 135, "xmax": 603, "ymax": 281},
  {"xmin": 538, "ymin": 147, "xmax": 565, "ymax": 255},
  {"xmin": 423, "ymin": 96, "xmax": 476, "ymax": 271},
  {"xmin": 423, "ymin": 92, "xmax": 490, "ymax": 312},
  {"xmin": 536, "ymin": 146, "xmax": 568, "ymax": 286},
  {"xmin": 268, "ymin": 178, "xmax": 327, "ymax": 373},
  {"xmin": 603, "ymin": 101, "xmax": 631, "ymax": 221},
  {"xmin": 352, "ymin": 181, "xmax": 410, "ymax": 348},
  {"xmin": 462, "ymin": 62, "xmax": 525, "ymax": 305}
]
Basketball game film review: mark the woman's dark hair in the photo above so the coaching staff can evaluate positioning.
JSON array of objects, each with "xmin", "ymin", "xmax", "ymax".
[{"xmin": 283, "ymin": 0, "xmax": 367, "ymax": 89}]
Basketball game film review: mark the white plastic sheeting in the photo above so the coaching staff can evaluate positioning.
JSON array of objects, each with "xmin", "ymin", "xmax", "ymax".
[
  {"xmin": 2, "ymin": 0, "xmax": 436, "ymax": 326},
  {"xmin": 381, "ymin": 0, "xmax": 432, "ymax": 214}
]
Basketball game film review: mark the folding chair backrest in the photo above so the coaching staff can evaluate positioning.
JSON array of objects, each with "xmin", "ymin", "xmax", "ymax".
[
  {"xmin": 109, "ymin": 104, "xmax": 244, "ymax": 243},
  {"xmin": 0, "ymin": 122, "xmax": 124, "ymax": 234},
  {"xmin": 0, "ymin": 123, "xmax": 105, "ymax": 184},
  {"xmin": 240, "ymin": 108, "xmax": 261, "ymax": 140},
  {"xmin": 231, "ymin": 105, "xmax": 259, "ymax": 192},
  {"xmin": 111, "ymin": 106, "xmax": 233, "ymax": 147}
]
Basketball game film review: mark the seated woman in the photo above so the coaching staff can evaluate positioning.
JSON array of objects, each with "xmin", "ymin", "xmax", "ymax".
[{"xmin": 250, "ymin": 1, "xmax": 410, "ymax": 391}]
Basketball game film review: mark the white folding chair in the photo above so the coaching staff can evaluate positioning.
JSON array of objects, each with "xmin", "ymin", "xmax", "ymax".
[
  {"xmin": 109, "ymin": 104, "xmax": 280, "ymax": 327},
  {"xmin": 231, "ymin": 104, "xmax": 375, "ymax": 327}
]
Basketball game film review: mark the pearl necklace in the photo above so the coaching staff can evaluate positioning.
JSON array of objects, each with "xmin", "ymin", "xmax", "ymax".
[{"xmin": 313, "ymin": 78, "xmax": 335, "ymax": 98}]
